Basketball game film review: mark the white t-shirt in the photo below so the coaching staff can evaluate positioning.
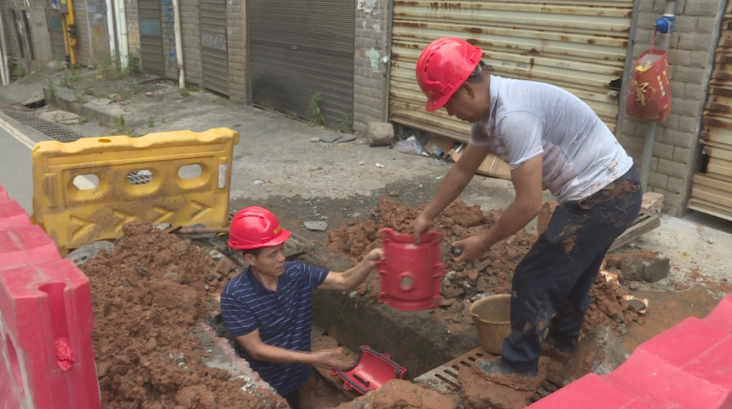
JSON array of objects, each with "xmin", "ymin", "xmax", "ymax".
[{"xmin": 470, "ymin": 76, "xmax": 634, "ymax": 203}]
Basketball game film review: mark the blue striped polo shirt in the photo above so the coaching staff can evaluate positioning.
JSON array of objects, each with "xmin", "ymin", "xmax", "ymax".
[{"xmin": 220, "ymin": 261, "xmax": 329, "ymax": 395}]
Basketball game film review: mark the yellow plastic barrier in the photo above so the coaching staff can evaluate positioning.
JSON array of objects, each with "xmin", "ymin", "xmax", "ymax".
[{"xmin": 32, "ymin": 128, "xmax": 240, "ymax": 252}]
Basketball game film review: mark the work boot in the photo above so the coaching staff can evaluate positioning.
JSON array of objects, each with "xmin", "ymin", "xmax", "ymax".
[
  {"xmin": 476, "ymin": 358, "xmax": 538, "ymax": 377},
  {"xmin": 541, "ymin": 328, "xmax": 578, "ymax": 364}
]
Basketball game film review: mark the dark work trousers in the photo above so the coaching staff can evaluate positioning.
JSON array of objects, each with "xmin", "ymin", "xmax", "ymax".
[
  {"xmin": 284, "ymin": 389, "xmax": 300, "ymax": 409},
  {"xmin": 501, "ymin": 166, "xmax": 643, "ymax": 372}
]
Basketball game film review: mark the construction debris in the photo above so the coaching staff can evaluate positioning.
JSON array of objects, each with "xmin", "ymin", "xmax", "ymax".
[
  {"xmin": 620, "ymin": 251, "xmax": 670, "ymax": 282},
  {"xmin": 367, "ymin": 122, "xmax": 394, "ymax": 147},
  {"xmin": 641, "ymin": 192, "xmax": 665, "ymax": 216},
  {"xmin": 305, "ymin": 221, "xmax": 329, "ymax": 231}
]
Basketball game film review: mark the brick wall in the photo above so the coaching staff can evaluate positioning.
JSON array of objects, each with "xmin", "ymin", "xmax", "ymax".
[
  {"xmin": 353, "ymin": 0, "xmax": 389, "ymax": 135},
  {"xmin": 180, "ymin": 0, "xmax": 201, "ymax": 85},
  {"xmin": 227, "ymin": 0, "xmax": 246, "ymax": 103},
  {"xmin": 618, "ymin": 0, "xmax": 725, "ymax": 216}
]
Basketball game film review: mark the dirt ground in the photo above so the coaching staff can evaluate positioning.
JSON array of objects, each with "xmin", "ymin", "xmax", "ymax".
[
  {"xmin": 333, "ymin": 379, "xmax": 458, "ymax": 409},
  {"xmin": 80, "ymin": 221, "xmax": 286, "ymax": 409},
  {"xmin": 327, "ymin": 197, "xmax": 642, "ymax": 336}
]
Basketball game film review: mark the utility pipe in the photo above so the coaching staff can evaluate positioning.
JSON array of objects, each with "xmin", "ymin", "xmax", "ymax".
[
  {"xmin": 67, "ymin": 0, "xmax": 77, "ymax": 64},
  {"xmin": 172, "ymin": 0, "xmax": 185, "ymax": 89},
  {"xmin": 639, "ymin": 0, "xmax": 676, "ymax": 193},
  {"xmin": 105, "ymin": 0, "xmax": 117, "ymax": 61},
  {"xmin": 113, "ymin": 0, "xmax": 122, "ymax": 62},
  {"xmin": 0, "ymin": 6, "xmax": 9, "ymax": 85},
  {"xmin": 118, "ymin": 0, "xmax": 129, "ymax": 69}
]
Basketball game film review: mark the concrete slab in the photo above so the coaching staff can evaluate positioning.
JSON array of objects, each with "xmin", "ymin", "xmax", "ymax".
[{"xmin": 39, "ymin": 110, "xmax": 80, "ymax": 124}]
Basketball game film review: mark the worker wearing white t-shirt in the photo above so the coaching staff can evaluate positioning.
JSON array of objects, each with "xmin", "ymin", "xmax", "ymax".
[{"xmin": 409, "ymin": 37, "xmax": 642, "ymax": 378}]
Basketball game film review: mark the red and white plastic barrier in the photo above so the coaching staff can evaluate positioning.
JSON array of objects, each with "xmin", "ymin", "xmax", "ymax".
[
  {"xmin": 0, "ymin": 184, "xmax": 100, "ymax": 409},
  {"xmin": 529, "ymin": 293, "xmax": 732, "ymax": 409}
]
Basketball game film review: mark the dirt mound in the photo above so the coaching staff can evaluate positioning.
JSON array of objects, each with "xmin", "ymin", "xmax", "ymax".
[
  {"xmin": 332, "ymin": 379, "xmax": 457, "ymax": 409},
  {"xmin": 328, "ymin": 197, "xmax": 640, "ymax": 335},
  {"xmin": 81, "ymin": 221, "xmax": 285, "ymax": 409},
  {"xmin": 458, "ymin": 357, "xmax": 550, "ymax": 409}
]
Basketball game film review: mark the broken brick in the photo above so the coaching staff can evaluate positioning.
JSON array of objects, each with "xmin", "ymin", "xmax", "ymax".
[
  {"xmin": 620, "ymin": 252, "xmax": 670, "ymax": 283},
  {"xmin": 640, "ymin": 192, "xmax": 664, "ymax": 216},
  {"xmin": 604, "ymin": 253, "xmax": 623, "ymax": 269},
  {"xmin": 368, "ymin": 122, "xmax": 394, "ymax": 147}
]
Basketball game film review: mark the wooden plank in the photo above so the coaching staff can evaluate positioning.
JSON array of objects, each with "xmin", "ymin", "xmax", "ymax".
[
  {"xmin": 691, "ymin": 186, "xmax": 732, "ymax": 208},
  {"xmin": 706, "ymin": 131, "xmax": 732, "ymax": 147},
  {"xmin": 705, "ymin": 145, "xmax": 732, "ymax": 161},
  {"xmin": 689, "ymin": 199, "xmax": 732, "ymax": 223},
  {"xmin": 693, "ymin": 173, "xmax": 732, "ymax": 194},
  {"xmin": 449, "ymin": 149, "xmax": 512, "ymax": 181},
  {"xmin": 708, "ymin": 162, "xmax": 732, "ymax": 179},
  {"xmin": 609, "ymin": 214, "xmax": 661, "ymax": 252},
  {"xmin": 710, "ymin": 157, "xmax": 732, "ymax": 168}
]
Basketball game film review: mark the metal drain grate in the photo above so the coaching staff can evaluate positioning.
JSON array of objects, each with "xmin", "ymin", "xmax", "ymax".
[
  {"xmin": 1, "ymin": 110, "xmax": 81, "ymax": 143},
  {"xmin": 127, "ymin": 170, "xmax": 153, "ymax": 185},
  {"xmin": 415, "ymin": 347, "xmax": 487, "ymax": 392},
  {"xmin": 415, "ymin": 346, "xmax": 561, "ymax": 403}
]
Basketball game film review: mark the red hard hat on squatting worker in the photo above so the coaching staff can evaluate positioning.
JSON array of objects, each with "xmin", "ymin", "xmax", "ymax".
[
  {"xmin": 409, "ymin": 37, "xmax": 642, "ymax": 379},
  {"xmin": 220, "ymin": 206, "xmax": 384, "ymax": 409}
]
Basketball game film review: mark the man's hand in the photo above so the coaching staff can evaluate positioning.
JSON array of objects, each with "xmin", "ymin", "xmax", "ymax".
[
  {"xmin": 364, "ymin": 248, "xmax": 384, "ymax": 267},
  {"xmin": 408, "ymin": 214, "xmax": 431, "ymax": 243},
  {"xmin": 311, "ymin": 348, "xmax": 352, "ymax": 370},
  {"xmin": 452, "ymin": 235, "xmax": 491, "ymax": 263}
]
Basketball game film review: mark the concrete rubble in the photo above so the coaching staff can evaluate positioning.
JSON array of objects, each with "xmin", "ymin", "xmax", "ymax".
[
  {"xmin": 620, "ymin": 251, "xmax": 671, "ymax": 282},
  {"xmin": 368, "ymin": 122, "xmax": 394, "ymax": 147}
]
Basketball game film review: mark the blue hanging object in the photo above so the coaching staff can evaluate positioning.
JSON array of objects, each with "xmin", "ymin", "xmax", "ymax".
[{"xmin": 655, "ymin": 16, "xmax": 676, "ymax": 34}]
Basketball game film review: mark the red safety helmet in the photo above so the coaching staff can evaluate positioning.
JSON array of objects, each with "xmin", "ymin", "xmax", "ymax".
[
  {"xmin": 228, "ymin": 206, "xmax": 291, "ymax": 250},
  {"xmin": 416, "ymin": 37, "xmax": 483, "ymax": 112}
]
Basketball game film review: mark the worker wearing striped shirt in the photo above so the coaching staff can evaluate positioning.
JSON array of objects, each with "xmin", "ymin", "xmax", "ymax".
[{"xmin": 221, "ymin": 206, "xmax": 383, "ymax": 409}]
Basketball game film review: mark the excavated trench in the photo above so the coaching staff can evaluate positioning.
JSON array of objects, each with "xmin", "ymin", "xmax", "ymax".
[{"xmin": 80, "ymin": 196, "xmax": 643, "ymax": 408}]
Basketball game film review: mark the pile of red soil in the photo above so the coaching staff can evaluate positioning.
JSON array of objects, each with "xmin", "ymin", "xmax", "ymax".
[
  {"xmin": 81, "ymin": 221, "xmax": 286, "ymax": 409},
  {"xmin": 328, "ymin": 197, "xmax": 640, "ymax": 334},
  {"xmin": 333, "ymin": 379, "xmax": 457, "ymax": 409}
]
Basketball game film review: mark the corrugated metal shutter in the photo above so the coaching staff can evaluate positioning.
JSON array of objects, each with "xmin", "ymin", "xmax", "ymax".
[
  {"xmin": 389, "ymin": 1, "xmax": 633, "ymax": 142},
  {"xmin": 200, "ymin": 0, "xmax": 229, "ymax": 96},
  {"xmin": 689, "ymin": 1, "xmax": 732, "ymax": 221},
  {"xmin": 249, "ymin": 0, "xmax": 354, "ymax": 126},
  {"xmin": 46, "ymin": 9, "xmax": 65, "ymax": 60},
  {"xmin": 138, "ymin": 0, "xmax": 165, "ymax": 77}
]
